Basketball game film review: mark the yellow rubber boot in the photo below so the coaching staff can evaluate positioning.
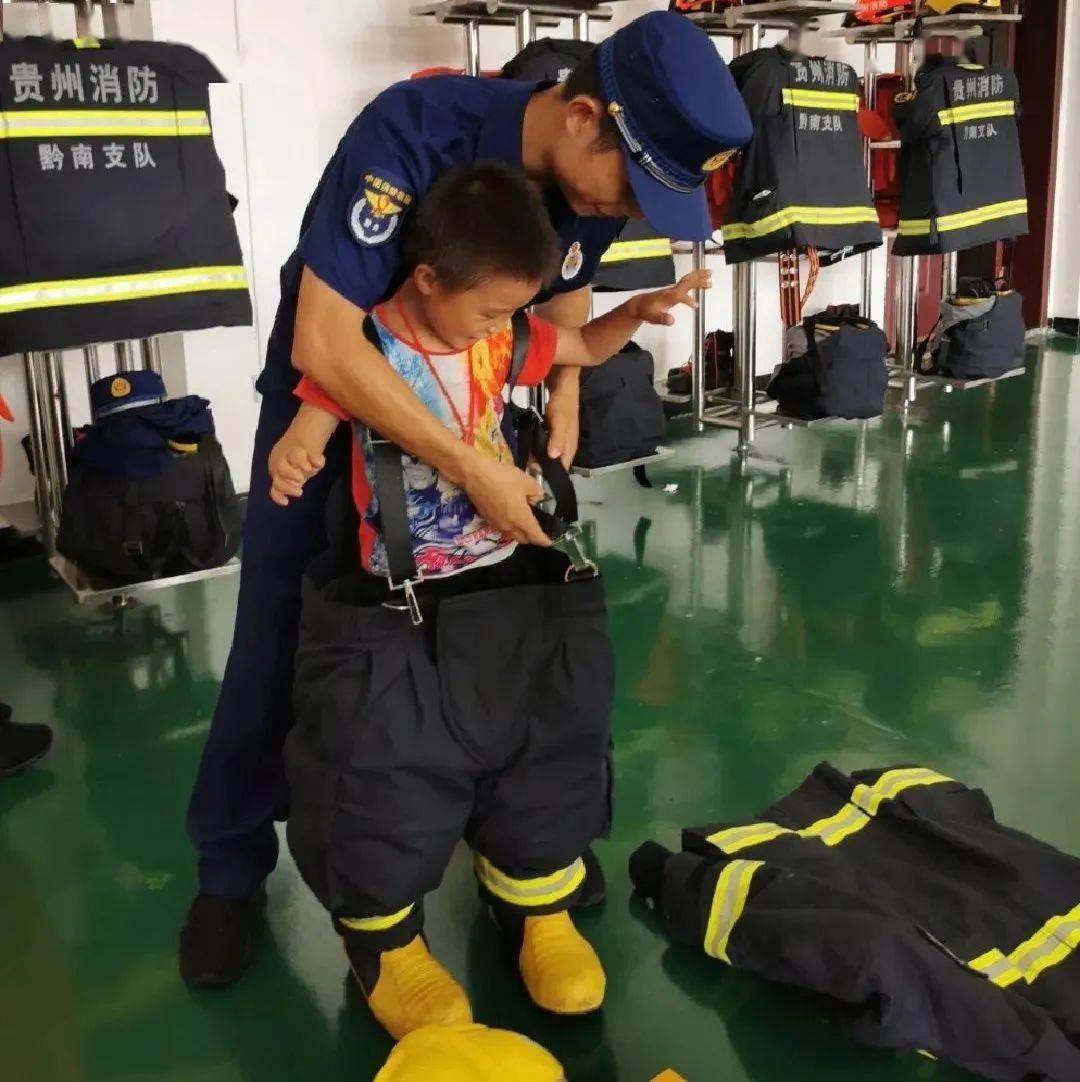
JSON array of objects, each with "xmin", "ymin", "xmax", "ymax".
[
  {"xmin": 518, "ymin": 911, "xmax": 605, "ymax": 1015},
  {"xmin": 354, "ymin": 936, "xmax": 473, "ymax": 1041}
]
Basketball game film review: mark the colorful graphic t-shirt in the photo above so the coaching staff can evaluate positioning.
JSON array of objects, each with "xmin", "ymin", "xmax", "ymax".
[{"xmin": 296, "ymin": 308, "xmax": 557, "ymax": 578}]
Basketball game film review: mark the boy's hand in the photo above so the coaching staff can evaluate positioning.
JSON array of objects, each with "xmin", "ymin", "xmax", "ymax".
[
  {"xmin": 269, "ymin": 437, "xmax": 325, "ymax": 507},
  {"xmin": 628, "ymin": 269, "xmax": 712, "ymax": 327}
]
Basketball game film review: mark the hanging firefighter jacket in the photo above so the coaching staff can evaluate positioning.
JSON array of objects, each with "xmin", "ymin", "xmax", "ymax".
[
  {"xmin": 593, "ymin": 218, "xmax": 675, "ymax": 293},
  {"xmin": 893, "ymin": 56, "xmax": 1027, "ymax": 257},
  {"xmin": 722, "ymin": 46, "xmax": 882, "ymax": 265},
  {"xmin": 631, "ymin": 762, "xmax": 1080, "ymax": 1081},
  {"xmin": 0, "ymin": 36, "xmax": 251, "ymax": 355}
]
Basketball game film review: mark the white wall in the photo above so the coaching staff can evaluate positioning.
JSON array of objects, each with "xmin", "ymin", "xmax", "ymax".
[
  {"xmin": 1049, "ymin": 0, "xmax": 1080, "ymax": 322},
  {"xmin": 0, "ymin": 2, "xmax": 1067, "ymax": 512}
]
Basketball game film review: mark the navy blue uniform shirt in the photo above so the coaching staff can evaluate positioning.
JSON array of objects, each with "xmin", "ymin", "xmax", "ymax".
[{"xmin": 259, "ymin": 76, "xmax": 626, "ymax": 395}]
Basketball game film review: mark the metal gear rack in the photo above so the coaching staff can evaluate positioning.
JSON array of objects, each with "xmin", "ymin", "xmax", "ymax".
[
  {"xmin": 824, "ymin": 3, "xmax": 1027, "ymax": 406},
  {"xmin": 0, "ymin": 0, "xmax": 240, "ymax": 606},
  {"xmin": 684, "ymin": 1, "xmax": 859, "ymax": 457}
]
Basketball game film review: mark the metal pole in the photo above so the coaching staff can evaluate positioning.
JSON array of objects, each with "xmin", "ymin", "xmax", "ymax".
[
  {"xmin": 573, "ymin": 12, "xmax": 589, "ymax": 42},
  {"xmin": 860, "ymin": 40, "xmax": 878, "ymax": 320},
  {"xmin": 896, "ymin": 38, "xmax": 918, "ymax": 404},
  {"xmin": 515, "ymin": 8, "xmax": 533, "ymax": 51},
  {"xmin": 734, "ymin": 21, "xmax": 760, "ymax": 455},
  {"xmin": 32, "ymin": 352, "xmax": 64, "ymax": 547},
  {"xmin": 463, "ymin": 20, "xmax": 480, "ymax": 77},
  {"xmin": 943, "ymin": 251, "xmax": 958, "ymax": 299},
  {"xmin": 46, "ymin": 351, "xmax": 73, "ymax": 456},
  {"xmin": 83, "ymin": 344, "xmax": 101, "ymax": 389},
  {"xmin": 22, "ymin": 352, "xmax": 54, "ymax": 554},
  {"xmin": 99, "ymin": 0, "xmax": 123, "ymax": 39},
  {"xmin": 139, "ymin": 337, "xmax": 163, "ymax": 374},
  {"xmin": 115, "ymin": 340, "xmax": 133, "ymax": 370},
  {"xmin": 691, "ymin": 241, "xmax": 706, "ymax": 424}
]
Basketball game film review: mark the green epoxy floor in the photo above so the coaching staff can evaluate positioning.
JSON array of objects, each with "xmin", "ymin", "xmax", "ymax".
[{"xmin": 4, "ymin": 343, "xmax": 1080, "ymax": 1082}]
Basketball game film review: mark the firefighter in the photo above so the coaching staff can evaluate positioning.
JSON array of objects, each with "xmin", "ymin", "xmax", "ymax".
[{"xmin": 180, "ymin": 10, "xmax": 752, "ymax": 990}]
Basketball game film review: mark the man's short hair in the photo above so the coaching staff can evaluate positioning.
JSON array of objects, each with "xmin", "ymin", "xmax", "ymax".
[
  {"xmin": 561, "ymin": 50, "xmax": 621, "ymax": 151},
  {"xmin": 401, "ymin": 162, "xmax": 560, "ymax": 291}
]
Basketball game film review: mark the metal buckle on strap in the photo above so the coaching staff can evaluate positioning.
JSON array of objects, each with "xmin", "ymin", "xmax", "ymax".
[
  {"xmin": 553, "ymin": 525, "xmax": 598, "ymax": 580},
  {"xmin": 382, "ymin": 575, "xmax": 424, "ymax": 627}
]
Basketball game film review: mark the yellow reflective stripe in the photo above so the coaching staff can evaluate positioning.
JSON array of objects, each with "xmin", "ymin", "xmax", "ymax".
[
  {"xmin": 707, "ymin": 769, "xmax": 953, "ymax": 854},
  {"xmin": 937, "ymin": 199, "xmax": 1028, "ymax": 232},
  {"xmin": 474, "ymin": 855, "xmax": 586, "ymax": 908},
  {"xmin": 968, "ymin": 948, "xmax": 1025, "ymax": 988},
  {"xmin": 899, "ymin": 199, "xmax": 1027, "ymax": 237},
  {"xmin": 723, "ymin": 205, "xmax": 878, "ymax": 242},
  {"xmin": 599, "ymin": 238, "xmax": 673, "ymax": 264},
  {"xmin": 72, "ymin": 36, "xmax": 102, "ymax": 49},
  {"xmin": 0, "ymin": 109, "xmax": 211, "ymax": 138},
  {"xmin": 781, "ymin": 88, "xmax": 860, "ymax": 111},
  {"xmin": 339, "ymin": 903, "xmax": 415, "ymax": 933},
  {"xmin": 706, "ymin": 822, "xmax": 794, "ymax": 854},
  {"xmin": 0, "ymin": 265, "xmax": 248, "ymax": 316},
  {"xmin": 703, "ymin": 859, "xmax": 762, "ymax": 963},
  {"xmin": 938, "ymin": 100, "xmax": 1016, "ymax": 126}
]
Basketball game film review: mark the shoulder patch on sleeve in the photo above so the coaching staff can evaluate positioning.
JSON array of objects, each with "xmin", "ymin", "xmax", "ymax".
[{"xmin": 348, "ymin": 169, "xmax": 415, "ymax": 247}]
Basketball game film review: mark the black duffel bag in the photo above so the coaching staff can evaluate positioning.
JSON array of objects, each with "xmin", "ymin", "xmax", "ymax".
[
  {"xmin": 919, "ymin": 280, "xmax": 1025, "ymax": 380},
  {"xmin": 768, "ymin": 309, "xmax": 888, "ymax": 420},
  {"xmin": 58, "ymin": 433, "xmax": 241, "ymax": 585},
  {"xmin": 576, "ymin": 341, "xmax": 666, "ymax": 468}
]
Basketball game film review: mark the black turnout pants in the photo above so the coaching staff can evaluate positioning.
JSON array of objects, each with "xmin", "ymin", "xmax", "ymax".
[{"xmin": 285, "ymin": 548, "xmax": 614, "ymax": 951}]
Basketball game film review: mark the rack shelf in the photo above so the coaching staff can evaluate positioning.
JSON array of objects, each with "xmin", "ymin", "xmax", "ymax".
[
  {"xmin": 49, "ymin": 554, "xmax": 240, "ymax": 607},
  {"xmin": 410, "ymin": 0, "xmax": 610, "ymax": 24},
  {"xmin": 687, "ymin": 0, "xmax": 855, "ymax": 35},
  {"xmin": 571, "ymin": 446, "xmax": 677, "ymax": 478},
  {"xmin": 826, "ymin": 11, "xmax": 1021, "ymax": 43}
]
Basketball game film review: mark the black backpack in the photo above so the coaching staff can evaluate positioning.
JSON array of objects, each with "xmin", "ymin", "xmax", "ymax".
[
  {"xmin": 576, "ymin": 342, "xmax": 666, "ymax": 468},
  {"xmin": 919, "ymin": 280, "xmax": 1025, "ymax": 380},
  {"xmin": 58, "ymin": 433, "xmax": 241, "ymax": 585},
  {"xmin": 768, "ymin": 309, "xmax": 888, "ymax": 420}
]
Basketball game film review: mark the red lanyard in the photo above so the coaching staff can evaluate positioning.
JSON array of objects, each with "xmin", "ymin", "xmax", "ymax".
[{"xmin": 394, "ymin": 296, "xmax": 476, "ymax": 446}]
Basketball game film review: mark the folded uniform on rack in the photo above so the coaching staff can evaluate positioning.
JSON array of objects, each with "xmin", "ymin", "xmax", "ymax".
[
  {"xmin": 0, "ymin": 36, "xmax": 252, "ymax": 354},
  {"xmin": 57, "ymin": 371, "xmax": 241, "ymax": 585},
  {"xmin": 631, "ymin": 762, "xmax": 1080, "ymax": 1081},
  {"xmin": 722, "ymin": 46, "xmax": 882, "ymax": 265},
  {"xmin": 893, "ymin": 55, "xmax": 1027, "ymax": 256}
]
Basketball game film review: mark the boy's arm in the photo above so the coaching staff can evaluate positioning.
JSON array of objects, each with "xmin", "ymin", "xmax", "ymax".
[
  {"xmin": 551, "ymin": 269, "xmax": 711, "ymax": 369},
  {"xmin": 269, "ymin": 397, "xmax": 343, "ymax": 507}
]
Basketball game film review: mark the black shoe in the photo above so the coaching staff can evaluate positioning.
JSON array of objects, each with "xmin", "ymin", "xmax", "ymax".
[
  {"xmin": 575, "ymin": 845, "xmax": 606, "ymax": 909},
  {"xmin": 179, "ymin": 891, "xmax": 262, "ymax": 988},
  {"xmin": 0, "ymin": 718, "xmax": 54, "ymax": 778}
]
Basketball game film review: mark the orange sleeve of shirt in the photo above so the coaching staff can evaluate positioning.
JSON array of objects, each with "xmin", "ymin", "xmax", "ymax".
[
  {"xmin": 516, "ymin": 314, "xmax": 559, "ymax": 388},
  {"xmin": 294, "ymin": 376, "xmax": 351, "ymax": 422}
]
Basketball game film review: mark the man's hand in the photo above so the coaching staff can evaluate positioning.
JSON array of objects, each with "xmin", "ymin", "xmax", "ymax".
[
  {"xmin": 628, "ymin": 269, "xmax": 712, "ymax": 327},
  {"xmin": 269, "ymin": 436, "xmax": 325, "ymax": 507},
  {"xmin": 544, "ymin": 367, "xmax": 580, "ymax": 470},
  {"xmin": 461, "ymin": 454, "xmax": 552, "ymax": 547}
]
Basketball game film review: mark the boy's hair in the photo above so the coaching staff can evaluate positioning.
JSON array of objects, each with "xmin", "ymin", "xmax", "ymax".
[
  {"xmin": 401, "ymin": 162, "xmax": 561, "ymax": 291},
  {"xmin": 561, "ymin": 50, "xmax": 621, "ymax": 152}
]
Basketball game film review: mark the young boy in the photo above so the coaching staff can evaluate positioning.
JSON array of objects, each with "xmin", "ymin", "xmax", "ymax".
[{"xmin": 271, "ymin": 163, "xmax": 707, "ymax": 1040}]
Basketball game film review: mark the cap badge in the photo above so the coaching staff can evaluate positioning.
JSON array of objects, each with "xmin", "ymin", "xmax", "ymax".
[
  {"xmin": 702, "ymin": 150, "xmax": 736, "ymax": 173},
  {"xmin": 110, "ymin": 376, "xmax": 131, "ymax": 398}
]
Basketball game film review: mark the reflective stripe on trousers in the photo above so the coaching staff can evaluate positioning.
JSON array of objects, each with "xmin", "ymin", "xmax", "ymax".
[
  {"xmin": 0, "ymin": 266, "xmax": 248, "ymax": 315},
  {"xmin": 705, "ymin": 767, "xmax": 954, "ymax": 854},
  {"xmin": 339, "ymin": 903, "xmax": 416, "ymax": 934},
  {"xmin": 703, "ymin": 859, "xmax": 763, "ymax": 963},
  {"xmin": 473, "ymin": 854, "xmax": 586, "ymax": 908}
]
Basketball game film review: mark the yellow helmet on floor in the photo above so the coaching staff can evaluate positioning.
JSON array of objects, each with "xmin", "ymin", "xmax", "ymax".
[
  {"xmin": 374, "ymin": 1024, "xmax": 566, "ymax": 1082},
  {"xmin": 922, "ymin": 0, "xmax": 1002, "ymax": 14}
]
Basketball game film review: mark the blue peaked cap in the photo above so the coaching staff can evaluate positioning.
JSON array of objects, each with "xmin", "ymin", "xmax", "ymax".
[{"xmin": 598, "ymin": 11, "xmax": 753, "ymax": 240}]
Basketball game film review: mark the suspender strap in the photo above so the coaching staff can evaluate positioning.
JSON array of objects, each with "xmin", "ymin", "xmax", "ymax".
[{"xmin": 362, "ymin": 316, "xmax": 419, "ymax": 587}]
